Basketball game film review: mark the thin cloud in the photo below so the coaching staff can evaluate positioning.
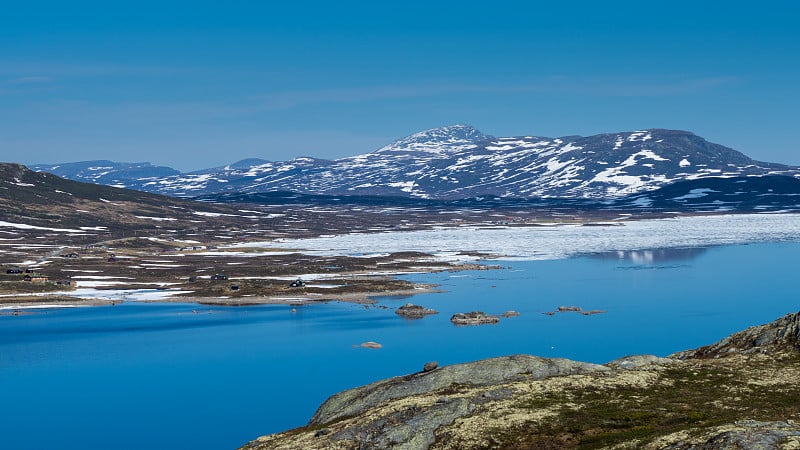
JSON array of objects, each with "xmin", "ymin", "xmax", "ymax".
[
  {"xmin": 247, "ymin": 76, "xmax": 739, "ymax": 110},
  {"xmin": 0, "ymin": 61, "xmax": 179, "ymax": 77},
  {"xmin": 552, "ymin": 76, "xmax": 740, "ymax": 97},
  {"xmin": 249, "ymin": 84, "xmax": 490, "ymax": 110},
  {"xmin": 7, "ymin": 76, "xmax": 52, "ymax": 84}
]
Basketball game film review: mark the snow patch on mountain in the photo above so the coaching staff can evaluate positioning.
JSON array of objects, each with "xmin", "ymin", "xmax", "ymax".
[
  {"xmin": 672, "ymin": 188, "xmax": 718, "ymax": 201},
  {"xmin": 31, "ymin": 126, "xmax": 800, "ymax": 200}
]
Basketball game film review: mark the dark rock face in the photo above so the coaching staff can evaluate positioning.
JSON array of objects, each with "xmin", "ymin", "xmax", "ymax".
[
  {"xmin": 450, "ymin": 311, "xmax": 500, "ymax": 325},
  {"xmin": 396, "ymin": 303, "xmax": 438, "ymax": 319},
  {"xmin": 621, "ymin": 175, "xmax": 800, "ymax": 212},
  {"xmin": 672, "ymin": 311, "xmax": 800, "ymax": 359}
]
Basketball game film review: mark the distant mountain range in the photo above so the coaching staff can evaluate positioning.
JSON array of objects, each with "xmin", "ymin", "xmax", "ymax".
[
  {"xmin": 31, "ymin": 125, "xmax": 800, "ymax": 200},
  {"xmin": 3, "ymin": 162, "xmax": 800, "ymax": 235}
]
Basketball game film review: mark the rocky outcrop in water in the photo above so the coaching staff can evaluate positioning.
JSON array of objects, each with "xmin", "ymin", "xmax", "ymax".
[
  {"xmin": 450, "ymin": 311, "xmax": 499, "ymax": 325},
  {"xmin": 396, "ymin": 303, "xmax": 438, "ymax": 319},
  {"xmin": 356, "ymin": 341, "xmax": 382, "ymax": 349}
]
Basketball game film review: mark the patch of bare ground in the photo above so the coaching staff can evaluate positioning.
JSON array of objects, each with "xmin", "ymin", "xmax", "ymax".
[{"xmin": 1, "ymin": 231, "xmax": 484, "ymax": 307}]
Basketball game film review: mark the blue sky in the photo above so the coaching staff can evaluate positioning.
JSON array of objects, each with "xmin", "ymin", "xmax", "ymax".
[{"xmin": 2, "ymin": 1, "xmax": 799, "ymax": 171}]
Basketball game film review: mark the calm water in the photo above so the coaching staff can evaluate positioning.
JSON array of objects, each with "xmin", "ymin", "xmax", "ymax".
[{"xmin": 2, "ymin": 242, "xmax": 799, "ymax": 449}]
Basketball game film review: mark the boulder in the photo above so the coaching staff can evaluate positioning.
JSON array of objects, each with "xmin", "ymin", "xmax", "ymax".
[{"xmin": 423, "ymin": 361, "xmax": 438, "ymax": 372}]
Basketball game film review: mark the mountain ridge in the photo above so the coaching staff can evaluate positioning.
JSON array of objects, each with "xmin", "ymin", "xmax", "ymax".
[{"xmin": 31, "ymin": 126, "xmax": 800, "ymax": 199}]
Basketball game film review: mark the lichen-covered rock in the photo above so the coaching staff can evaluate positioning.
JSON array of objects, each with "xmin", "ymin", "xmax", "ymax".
[
  {"xmin": 309, "ymin": 355, "xmax": 608, "ymax": 426},
  {"xmin": 327, "ymin": 397, "xmax": 475, "ymax": 450},
  {"xmin": 606, "ymin": 354, "xmax": 674, "ymax": 370},
  {"xmin": 659, "ymin": 420, "xmax": 800, "ymax": 449}
]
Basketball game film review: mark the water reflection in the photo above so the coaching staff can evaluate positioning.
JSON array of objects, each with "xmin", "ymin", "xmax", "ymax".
[{"xmin": 589, "ymin": 247, "xmax": 708, "ymax": 264}]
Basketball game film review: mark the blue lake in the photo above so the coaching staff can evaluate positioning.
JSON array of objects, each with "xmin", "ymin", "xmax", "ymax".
[{"xmin": 1, "ymin": 242, "xmax": 799, "ymax": 449}]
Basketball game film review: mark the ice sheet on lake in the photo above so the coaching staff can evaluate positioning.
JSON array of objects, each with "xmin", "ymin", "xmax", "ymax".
[{"xmin": 255, "ymin": 214, "xmax": 800, "ymax": 261}]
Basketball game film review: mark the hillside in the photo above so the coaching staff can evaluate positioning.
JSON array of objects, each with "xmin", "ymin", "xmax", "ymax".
[
  {"xmin": 0, "ymin": 162, "xmax": 253, "ymax": 239},
  {"xmin": 242, "ymin": 312, "xmax": 800, "ymax": 449}
]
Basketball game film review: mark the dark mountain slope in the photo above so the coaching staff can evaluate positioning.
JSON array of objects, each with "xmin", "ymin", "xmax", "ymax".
[
  {"xmin": 0, "ymin": 163, "xmax": 251, "ymax": 237},
  {"xmin": 619, "ymin": 175, "xmax": 800, "ymax": 211}
]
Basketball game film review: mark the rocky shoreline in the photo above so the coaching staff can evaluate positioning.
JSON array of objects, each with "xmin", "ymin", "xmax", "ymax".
[{"xmin": 242, "ymin": 311, "xmax": 800, "ymax": 450}]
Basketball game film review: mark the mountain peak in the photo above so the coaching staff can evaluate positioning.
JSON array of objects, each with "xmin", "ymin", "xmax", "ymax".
[{"xmin": 377, "ymin": 124, "xmax": 490, "ymax": 154}]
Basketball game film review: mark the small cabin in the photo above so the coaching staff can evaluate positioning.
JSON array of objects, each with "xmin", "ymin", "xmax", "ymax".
[{"xmin": 24, "ymin": 275, "xmax": 49, "ymax": 283}]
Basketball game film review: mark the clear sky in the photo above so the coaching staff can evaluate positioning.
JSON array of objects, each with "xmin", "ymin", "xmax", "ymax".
[{"xmin": 2, "ymin": 1, "xmax": 799, "ymax": 171}]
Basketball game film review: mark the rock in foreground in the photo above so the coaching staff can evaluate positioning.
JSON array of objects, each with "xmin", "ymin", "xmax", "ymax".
[{"xmin": 242, "ymin": 311, "xmax": 800, "ymax": 450}]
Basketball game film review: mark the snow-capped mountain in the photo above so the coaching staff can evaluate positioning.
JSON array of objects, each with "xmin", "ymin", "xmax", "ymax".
[
  {"xmin": 31, "ymin": 160, "xmax": 180, "ymax": 188},
  {"xmin": 31, "ymin": 125, "xmax": 800, "ymax": 199}
]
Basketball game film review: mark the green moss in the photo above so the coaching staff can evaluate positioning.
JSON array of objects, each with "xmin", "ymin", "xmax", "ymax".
[{"xmin": 491, "ymin": 357, "xmax": 800, "ymax": 449}]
